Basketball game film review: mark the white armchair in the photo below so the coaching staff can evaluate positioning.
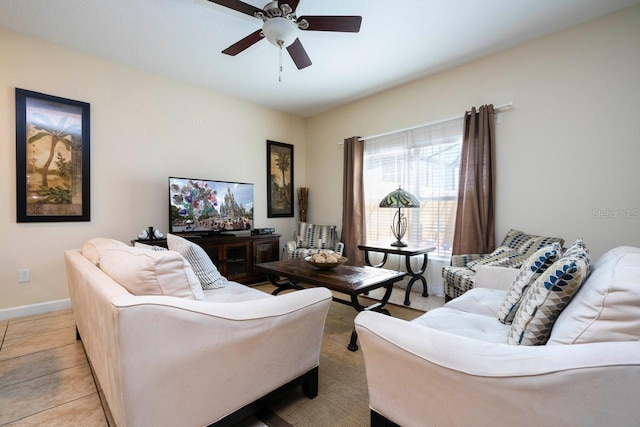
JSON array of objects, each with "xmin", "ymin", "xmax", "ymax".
[
  {"xmin": 355, "ymin": 246, "xmax": 640, "ymax": 427},
  {"xmin": 285, "ymin": 222, "xmax": 344, "ymax": 260}
]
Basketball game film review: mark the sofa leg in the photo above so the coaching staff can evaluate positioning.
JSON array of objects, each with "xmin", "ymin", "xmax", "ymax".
[
  {"xmin": 444, "ymin": 294, "xmax": 453, "ymax": 303},
  {"xmin": 76, "ymin": 326, "xmax": 81, "ymax": 341},
  {"xmin": 301, "ymin": 366, "xmax": 319, "ymax": 399},
  {"xmin": 371, "ymin": 410, "xmax": 400, "ymax": 427}
]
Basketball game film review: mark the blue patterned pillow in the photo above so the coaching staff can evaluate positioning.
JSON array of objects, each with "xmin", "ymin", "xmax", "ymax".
[
  {"xmin": 507, "ymin": 254, "xmax": 589, "ymax": 345},
  {"xmin": 497, "ymin": 243, "xmax": 563, "ymax": 324},
  {"xmin": 563, "ymin": 238, "xmax": 591, "ymax": 269}
]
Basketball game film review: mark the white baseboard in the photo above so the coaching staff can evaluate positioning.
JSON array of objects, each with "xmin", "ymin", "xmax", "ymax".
[{"xmin": 0, "ymin": 299, "xmax": 72, "ymax": 321}]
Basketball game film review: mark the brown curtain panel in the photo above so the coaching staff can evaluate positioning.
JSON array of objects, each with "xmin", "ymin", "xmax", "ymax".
[
  {"xmin": 341, "ymin": 136, "xmax": 366, "ymax": 266},
  {"xmin": 452, "ymin": 105, "xmax": 496, "ymax": 255}
]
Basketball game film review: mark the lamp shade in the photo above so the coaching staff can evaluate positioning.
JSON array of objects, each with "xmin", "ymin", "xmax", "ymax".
[
  {"xmin": 379, "ymin": 188, "xmax": 420, "ymax": 208},
  {"xmin": 378, "ymin": 187, "xmax": 419, "ymax": 247}
]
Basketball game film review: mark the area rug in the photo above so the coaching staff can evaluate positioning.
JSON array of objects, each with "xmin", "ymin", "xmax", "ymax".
[{"xmin": 252, "ymin": 283, "xmax": 433, "ymax": 427}]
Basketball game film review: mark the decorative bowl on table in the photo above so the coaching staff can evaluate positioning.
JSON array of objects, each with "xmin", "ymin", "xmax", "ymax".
[{"xmin": 304, "ymin": 254, "xmax": 348, "ymax": 270}]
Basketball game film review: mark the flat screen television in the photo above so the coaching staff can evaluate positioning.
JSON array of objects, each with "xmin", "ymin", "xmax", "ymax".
[{"xmin": 169, "ymin": 177, "xmax": 254, "ymax": 236}]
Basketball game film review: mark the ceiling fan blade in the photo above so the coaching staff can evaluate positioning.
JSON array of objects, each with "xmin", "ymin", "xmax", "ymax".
[
  {"xmin": 286, "ymin": 38, "xmax": 312, "ymax": 70},
  {"xmin": 299, "ymin": 16, "xmax": 362, "ymax": 32},
  {"xmin": 278, "ymin": 0, "xmax": 300, "ymax": 13},
  {"xmin": 222, "ymin": 30, "xmax": 264, "ymax": 56},
  {"xmin": 207, "ymin": 0, "xmax": 262, "ymax": 17}
]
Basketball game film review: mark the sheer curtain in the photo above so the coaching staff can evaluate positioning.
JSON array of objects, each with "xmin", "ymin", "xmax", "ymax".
[
  {"xmin": 452, "ymin": 105, "xmax": 496, "ymax": 255},
  {"xmin": 363, "ymin": 117, "xmax": 464, "ymax": 257}
]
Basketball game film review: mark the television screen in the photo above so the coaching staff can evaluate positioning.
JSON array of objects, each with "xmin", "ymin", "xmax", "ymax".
[{"xmin": 169, "ymin": 177, "xmax": 254, "ymax": 235}]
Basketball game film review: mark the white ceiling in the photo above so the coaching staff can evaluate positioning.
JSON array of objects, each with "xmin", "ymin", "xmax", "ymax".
[{"xmin": 1, "ymin": 0, "xmax": 638, "ymax": 117}]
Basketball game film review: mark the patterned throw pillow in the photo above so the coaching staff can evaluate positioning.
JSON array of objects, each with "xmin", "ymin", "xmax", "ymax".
[
  {"xmin": 500, "ymin": 229, "xmax": 565, "ymax": 259},
  {"xmin": 296, "ymin": 222, "xmax": 338, "ymax": 250},
  {"xmin": 167, "ymin": 233, "xmax": 226, "ymax": 289},
  {"xmin": 134, "ymin": 241, "xmax": 168, "ymax": 251},
  {"xmin": 507, "ymin": 254, "xmax": 589, "ymax": 345},
  {"xmin": 563, "ymin": 238, "xmax": 591, "ymax": 269},
  {"xmin": 496, "ymin": 243, "xmax": 563, "ymax": 324},
  {"xmin": 466, "ymin": 246, "xmax": 528, "ymax": 272}
]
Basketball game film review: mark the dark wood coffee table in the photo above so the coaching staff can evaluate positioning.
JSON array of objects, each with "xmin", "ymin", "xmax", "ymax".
[{"xmin": 255, "ymin": 259, "xmax": 406, "ymax": 351}]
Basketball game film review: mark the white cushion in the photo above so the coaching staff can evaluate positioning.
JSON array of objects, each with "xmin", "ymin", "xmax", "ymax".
[
  {"xmin": 99, "ymin": 246, "xmax": 205, "ymax": 300},
  {"xmin": 444, "ymin": 288, "xmax": 506, "ymax": 318},
  {"xmin": 82, "ymin": 237, "xmax": 128, "ymax": 266},
  {"xmin": 592, "ymin": 246, "xmax": 640, "ymax": 270},
  {"xmin": 167, "ymin": 233, "xmax": 226, "ymax": 289},
  {"xmin": 203, "ymin": 281, "xmax": 272, "ymax": 303},
  {"xmin": 412, "ymin": 307, "xmax": 511, "ymax": 344},
  {"xmin": 549, "ymin": 248, "xmax": 640, "ymax": 344}
]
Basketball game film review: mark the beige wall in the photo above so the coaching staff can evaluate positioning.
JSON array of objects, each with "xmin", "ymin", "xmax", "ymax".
[
  {"xmin": 306, "ymin": 6, "xmax": 640, "ymax": 260},
  {"xmin": 0, "ymin": 28, "xmax": 305, "ymax": 311},
  {"xmin": 3, "ymin": 6, "xmax": 640, "ymax": 312}
]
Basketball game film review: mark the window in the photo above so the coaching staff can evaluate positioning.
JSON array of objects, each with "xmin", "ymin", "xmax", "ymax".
[{"xmin": 363, "ymin": 117, "xmax": 463, "ymax": 257}]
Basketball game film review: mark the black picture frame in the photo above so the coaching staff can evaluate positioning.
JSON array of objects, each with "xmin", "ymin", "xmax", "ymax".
[
  {"xmin": 267, "ymin": 140, "xmax": 294, "ymax": 218},
  {"xmin": 15, "ymin": 88, "xmax": 91, "ymax": 222}
]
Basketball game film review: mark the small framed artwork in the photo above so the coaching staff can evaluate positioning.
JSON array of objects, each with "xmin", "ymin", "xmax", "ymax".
[
  {"xmin": 15, "ymin": 88, "xmax": 91, "ymax": 222},
  {"xmin": 266, "ymin": 140, "xmax": 294, "ymax": 218}
]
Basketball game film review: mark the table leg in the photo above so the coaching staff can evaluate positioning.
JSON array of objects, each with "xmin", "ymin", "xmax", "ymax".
[
  {"xmin": 267, "ymin": 274, "xmax": 302, "ymax": 295},
  {"xmin": 403, "ymin": 253, "xmax": 429, "ymax": 306},
  {"xmin": 348, "ymin": 330, "xmax": 360, "ymax": 352},
  {"xmin": 348, "ymin": 284, "xmax": 394, "ymax": 351},
  {"xmin": 363, "ymin": 250, "xmax": 388, "ymax": 268}
]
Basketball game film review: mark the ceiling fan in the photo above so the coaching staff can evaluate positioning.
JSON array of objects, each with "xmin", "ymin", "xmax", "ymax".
[{"xmin": 208, "ymin": 0, "xmax": 362, "ymax": 70}]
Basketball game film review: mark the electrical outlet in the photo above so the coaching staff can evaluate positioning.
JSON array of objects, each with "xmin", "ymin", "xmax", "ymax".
[{"xmin": 18, "ymin": 269, "xmax": 30, "ymax": 283}]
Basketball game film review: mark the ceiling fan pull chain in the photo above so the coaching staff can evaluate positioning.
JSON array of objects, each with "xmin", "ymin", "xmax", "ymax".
[{"xmin": 278, "ymin": 40, "xmax": 284, "ymax": 82}]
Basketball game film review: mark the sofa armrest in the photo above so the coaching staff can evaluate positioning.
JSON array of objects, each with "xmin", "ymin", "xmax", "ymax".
[
  {"xmin": 473, "ymin": 265, "xmax": 519, "ymax": 290},
  {"xmin": 354, "ymin": 311, "xmax": 640, "ymax": 427},
  {"xmin": 111, "ymin": 288, "xmax": 332, "ymax": 426}
]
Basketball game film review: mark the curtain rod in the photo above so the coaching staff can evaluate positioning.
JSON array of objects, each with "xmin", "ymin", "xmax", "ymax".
[{"xmin": 342, "ymin": 102, "xmax": 513, "ymax": 144}]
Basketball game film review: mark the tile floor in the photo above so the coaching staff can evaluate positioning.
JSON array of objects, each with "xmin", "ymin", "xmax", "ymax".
[{"xmin": 0, "ymin": 309, "xmax": 107, "ymax": 426}]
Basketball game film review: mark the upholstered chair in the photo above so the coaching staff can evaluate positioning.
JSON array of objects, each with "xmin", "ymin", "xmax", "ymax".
[
  {"xmin": 442, "ymin": 229, "xmax": 564, "ymax": 300},
  {"xmin": 286, "ymin": 222, "xmax": 345, "ymax": 260}
]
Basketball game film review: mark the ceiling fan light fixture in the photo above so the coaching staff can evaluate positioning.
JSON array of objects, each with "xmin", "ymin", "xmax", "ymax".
[{"xmin": 262, "ymin": 17, "xmax": 298, "ymax": 47}]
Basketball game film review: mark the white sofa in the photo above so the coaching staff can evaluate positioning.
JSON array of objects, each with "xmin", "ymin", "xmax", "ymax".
[
  {"xmin": 355, "ymin": 246, "xmax": 640, "ymax": 427},
  {"xmin": 65, "ymin": 238, "xmax": 332, "ymax": 427}
]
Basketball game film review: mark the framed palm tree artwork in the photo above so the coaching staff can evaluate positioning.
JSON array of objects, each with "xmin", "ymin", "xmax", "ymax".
[
  {"xmin": 15, "ymin": 89, "xmax": 90, "ymax": 222},
  {"xmin": 266, "ymin": 140, "xmax": 294, "ymax": 218}
]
